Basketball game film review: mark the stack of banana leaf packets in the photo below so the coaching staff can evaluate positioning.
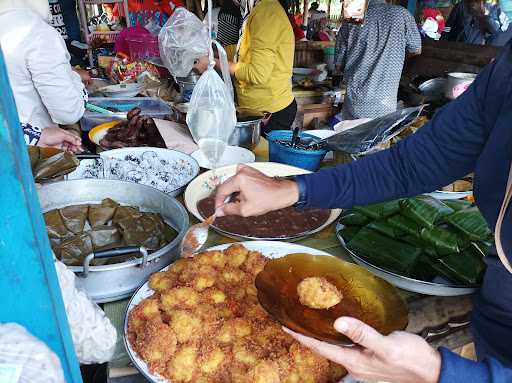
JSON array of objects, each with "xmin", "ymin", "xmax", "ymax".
[{"xmin": 337, "ymin": 196, "xmax": 491, "ymax": 286}]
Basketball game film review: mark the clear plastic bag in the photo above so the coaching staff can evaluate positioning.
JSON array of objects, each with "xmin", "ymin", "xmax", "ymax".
[
  {"xmin": 158, "ymin": 8, "xmax": 209, "ymax": 78},
  {"xmin": 0, "ymin": 323, "xmax": 65, "ymax": 383},
  {"xmin": 54, "ymin": 260, "xmax": 117, "ymax": 365},
  {"xmin": 320, "ymin": 106, "xmax": 424, "ymax": 154},
  {"xmin": 186, "ymin": 67, "xmax": 236, "ymax": 165}
]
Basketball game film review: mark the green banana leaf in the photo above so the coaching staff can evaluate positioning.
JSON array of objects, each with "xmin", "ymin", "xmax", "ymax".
[
  {"xmin": 437, "ymin": 250, "xmax": 486, "ymax": 285},
  {"xmin": 347, "ymin": 227, "xmax": 421, "ymax": 276},
  {"xmin": 366, "ymin": 219, "xmax": 405, "ymax": 238},
  {"xmin": 399, "ymin": 196, "xmax": 454, "ymax": 228},
  {"xmin": 443, "ymin": 199, "xmax": 473, "ymax": 212},
  {"xmin": 420, "ymin": 226, "xmax": 460, "ymax": 256},
  {"xmin": 353, "ymin": 199, "xmax": 401, "ymax": 220},
  {"xmin": 339, "ymin": 211, "xmax": 370, "ymax": 226},
  {"xmin": 445, "ymin": 206, "xmax": 492, "ymax": 241},
  {"xmin": 387, "ymin": 215, "xmax": 421, "ymax": 237},
  {"xmin": 337, "ymin": 225, "xmax": 362, "ymax": 243}
]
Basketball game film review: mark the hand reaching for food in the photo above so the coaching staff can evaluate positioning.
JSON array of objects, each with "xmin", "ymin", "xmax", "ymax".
[
  {"xmin": 38, "ymin": 127, "xmax": 83, "ymax": 153},
  {"xmin": 214, "ymin": 165, "xmax": 299, "ymax": 217},
  {"xmin": 284, "ymin": 317, "xmax": 441, "ymax": 383}
]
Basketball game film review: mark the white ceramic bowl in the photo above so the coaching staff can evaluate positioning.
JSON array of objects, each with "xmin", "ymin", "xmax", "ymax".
[{"xmin": 99, "ymin": 83, "xmax": 143, "ymax": 98}]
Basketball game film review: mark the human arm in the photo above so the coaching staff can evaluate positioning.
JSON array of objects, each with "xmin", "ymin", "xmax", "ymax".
[
  {"xmin": 334, "ymin": 24, "xmax": 348, "ymax": 72},
  {"xmin": 26, "ymin": 27, "xmax": 86, "ymax": 125},
  {"xmin": 404, "ymin": 9, "xmax": 422, "ymax": 54},
  {"xmin": 23, "ymin": 124, "xmax": 82, "ymax": 152},
  {"xmin": 283, "ymin": 316, "xmax": 512, "ymax": 383}
]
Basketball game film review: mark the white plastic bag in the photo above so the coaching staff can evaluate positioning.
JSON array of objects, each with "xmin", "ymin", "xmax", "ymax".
[
  {"xmin": 158, "ymin": 8, "xmax": 209, "ymax": 78},
  {"xmin": 186, "ymin": 67, "xmax": 236, "ymax": 165},
  {"xmin": 0, "ymin": 323, "xmax": 65, "ymax": 383},
  {"xmin": 54, "ymin": 260, "xmax": 117, "ymax": 365}
]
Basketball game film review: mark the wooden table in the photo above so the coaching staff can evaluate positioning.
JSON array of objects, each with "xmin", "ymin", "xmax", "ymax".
[{"xmin": 105, "ymin": 139, "xmax": 475, "ymax": 382}]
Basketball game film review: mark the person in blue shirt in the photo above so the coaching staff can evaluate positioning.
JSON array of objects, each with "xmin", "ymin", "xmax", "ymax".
[{"xmin": 213, "ymin": 21, "xmax": 512, "ymax": 383}]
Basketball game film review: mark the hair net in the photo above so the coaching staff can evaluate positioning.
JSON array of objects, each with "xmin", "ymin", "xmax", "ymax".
[
  {"xmin": 0, "ymin": 0, "xmax": 51, "ymax": 21},
  {"xmin": 158, "ymin": 8, "xmax": 209, "ymax": 78}
]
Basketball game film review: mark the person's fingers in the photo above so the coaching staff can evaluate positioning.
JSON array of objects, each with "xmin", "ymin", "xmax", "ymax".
[
  {"xmin": 334, "ymin": 317, "xmax": 388, "ymax": 353},
  {"xmin": 214, "ymin": 176, "xmax": 241, "ymax": 216},
  {"xmin": 217, "ymin": 201, "xmax": 242, "ymax": 217},
  {"xmin": 282, "ymin": 327, "xmax": 360, "ymax": 367}
]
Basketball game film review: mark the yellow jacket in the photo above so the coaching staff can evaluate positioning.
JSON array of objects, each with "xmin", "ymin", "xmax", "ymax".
[{"xmin": 234, "ymin": 0, "xmax": 295, "ymax": 116}]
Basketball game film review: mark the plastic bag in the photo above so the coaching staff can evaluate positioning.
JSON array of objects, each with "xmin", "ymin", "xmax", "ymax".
[
  {"xmin": 54, "ymin": 260, "xmax": 117, "ymax": 364},
  {"xmin": 0, "ymin": 323, "xmax": 65, "ymax": 383},
  {"xmin": 186, "ymin": 67, "xmax": 237, "ymax": 162},
  {"xmin": 158, "ymin": 8, "xmax": 209, "ymax": 78},
  {"xmin": 144, "ymin": 17, "xmax": 162, "ymax": 36},
  {"xmin": 320, "ymin": 106, "xmax": 424, "ymax": 154}
]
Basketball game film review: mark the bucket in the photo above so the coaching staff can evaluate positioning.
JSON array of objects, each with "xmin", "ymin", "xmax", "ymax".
[
  {"xmin": 268, "ymin": 130, "xmax": 327, "ymax": 171},
  {"xmin": 323, "ymin": 47, "xmax": 336, "ymax": 73}
]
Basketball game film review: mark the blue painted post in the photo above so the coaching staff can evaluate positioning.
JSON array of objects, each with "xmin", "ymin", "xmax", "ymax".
[{"xmin": 0, "ymin": 51, "xmax": 83, "ymax": 381}]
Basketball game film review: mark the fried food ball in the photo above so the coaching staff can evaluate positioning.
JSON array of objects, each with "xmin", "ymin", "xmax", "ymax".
[
  {"xmin": 297, "ymin": 277, "xmax": 342, "ymax": 310},
  {"xmin": 225, "ymin": 243, "xmax": 249, "ymax": 268},
  {"xmin": 201, "ymin": 288, "xmax": 227, "ymax": 305},
  {"xmin": 192, "ymin": 273, "xmax": 216, "ymax": 291},
  {"xmin": 178, "ymin": 264, "xmax": 216, "ymax": 284},
  {"xmin": 135, "ymin": 320, "xmax": 177, "ymax": 374},
  {"xmin": 289, "ymin": 342, "xmax": 330, "ymax": 382},
  {"xmin": 243, "ymin": 303, "xmax": 268, "ymax": 321},
  {"xmin": 167, "ymin": 258, "xmax": 191, "ymax": 275},
  {"xmin": 167, "ymin": 344, "xmax": 198, "ymax": 382},
  {"xmin": 168, "ymin": 310, "xmax": 202, "ymax": 343},
  {"xmin": 196, "ymin": 250, "xmax": 226, "ymax": 268},
  {"xmin": 216, "ymin": 318, "xmax": 252, "ymax": 343},
  {"xmin": 199, "ymin": 345, "xmax": 227, "ymax": 375},
  {"xmin": 247, "ymin": 360, "xmax": 281, "ymax": 383},
  {"xmin": 148, "ymin": 272, "xmax": 175, "ymax": 292},
  {"xmin": 128, "ymin": 297, "xmax": 162, "ymax": 336},
  {"xmin": 161, "ymin": 287, "xmax": 200, "ymax": 310},
  {"xmin": 241, "ymin": 251, "xmax": 267, "ymax": 276},
  {"xmin": 253, "ymin": 320, "xmax": 294, "ymax": 355},
  {"xmin": 233, "ymin": 339, "xmax": 266, "ymax": 367},
  {"xmin": 221, "ymin": 268, "xmax": 246, "ymax": 284}
]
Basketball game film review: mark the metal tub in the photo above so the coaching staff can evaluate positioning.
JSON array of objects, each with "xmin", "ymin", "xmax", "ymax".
[
  {"xmin": 228, "ymin": 117, "xmax": 262, "ymax": 150},
  {"xmin": 38, "ymin": 179, "xmax": 189, "ymax": 303}
]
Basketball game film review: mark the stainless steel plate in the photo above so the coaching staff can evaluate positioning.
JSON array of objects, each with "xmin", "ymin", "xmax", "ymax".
[{"xmin": 335, "ymin": 221, "xmax": 479, "ymax": 296}]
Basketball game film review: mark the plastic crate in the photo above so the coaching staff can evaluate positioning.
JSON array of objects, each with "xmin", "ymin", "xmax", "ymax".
[{"xmin": 80, "ymin": 97, "xmax": 171, "ymax": 132}]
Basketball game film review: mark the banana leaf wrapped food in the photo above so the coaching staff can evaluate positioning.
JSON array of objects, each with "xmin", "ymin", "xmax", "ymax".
[
  {"xmin": 445, "ymin": 207, "xmax": 492, "ymax": 241},
  {"xmin": 353, "ymin": 199, "xmax": 401, "ymax": 220},
  {"xmin": 437, "ymin": 249, "xmax": 486, "ymax": 285},
  {"xmin": 443, "ymin": 199, "xmax": 473, "ymax": 212},
  {"xmin": 387, "ymin": 215, "xmax": 421, "ymax": 237},
  {"xmin": 337, "ymin": 225, "xmax": 362, "ymax": 243},
  {"xmin": 59, "ymin": 205, "xmax": 89, "ymax": 234},
  {"xmin": 339, "ymin": 211, "xmax": 370, "ymax": 226},
  {"xmin": 117, "ymin": 214, "xmax": 161, "ymax": 250},
  {"xmin": 59, "ymin": 233, "xmax": 94, "ymax": 266},
  {"xmin": 366, "ymin": 219, "xmax": 405, "ymax": 238},
  {"xmin": 44, "ymin": 209, "xmax": 71, "ymax": 239},
  {"xmin": 399, "ymin": 196, "xmax": 454, "ymax": 228},
  {"xmin": 347, "ymin": 227, "xmax": 421, "ymax": 276},
  {"xmin": 33, "ymin": 151, "xmax": 79, "ymax": 181},
  {"xmin": 420, "ymin": 226, "xmax": 460, "ymax": 256},
  {"xmin": 88, "ymin": 198, "xmax": 120, "ymax": 228},
  {"xmin": 88, "ymin": 226, "xmax": 122, "ymax": 250}
]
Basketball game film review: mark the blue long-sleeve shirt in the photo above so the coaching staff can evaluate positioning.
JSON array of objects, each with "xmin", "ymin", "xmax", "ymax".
[{"xmin": 297, "ymin": 42, "xmax": 512, "ymax": 382}]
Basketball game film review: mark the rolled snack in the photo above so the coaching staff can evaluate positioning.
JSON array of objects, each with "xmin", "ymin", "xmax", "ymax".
[
  {"xmin": 297, "ymin": 277, "xmax": 343, "ymax": 309},
  {"xmin": 127, "ymin": 107, "xmax": 142, "ymax": 120}
]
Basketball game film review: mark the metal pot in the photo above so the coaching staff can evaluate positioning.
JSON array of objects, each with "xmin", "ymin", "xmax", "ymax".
[
  {"xmin": 176, "ymin": 72, "xmax": 201, "ymax": 102},
  {"xmin": 38, "ymin": 179, "xmax": 189, "ymax": 303},
  {"xmin": 444, "ymin": 72, "xmax": 477, "ymax": 100},
  {"xmin": 418, "ymin": 77, "xmax": 447, "ymax": 100},
  {"xmin": 228, "ymin": 117, "xmax": 262, "ymax": 150}
]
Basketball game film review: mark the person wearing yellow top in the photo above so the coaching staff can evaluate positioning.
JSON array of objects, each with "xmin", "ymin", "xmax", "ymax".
[{"xmin": 194, "ymin": 0, "xmax": 296, "ymax": 134}]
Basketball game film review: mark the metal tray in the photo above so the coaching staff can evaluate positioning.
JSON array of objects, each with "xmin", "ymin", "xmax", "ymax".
[
  {"xmin": 38, "ymin": 179, "xmax": 189, "ymax": 302},
  {"xmin": 335, "ymin": 222, "xmax": 479, "ymax": 296}
]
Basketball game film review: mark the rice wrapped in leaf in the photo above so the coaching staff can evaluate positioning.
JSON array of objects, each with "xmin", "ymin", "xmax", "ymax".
[
  {"xmin": 44, "ymin": 209, "xmax": 71, "ymax": 239},
  {"xmin": 337, "ymin": 225, "xmax": 361, "ymax": 243},
  {"xmin": 145, "ymin": 213, "xmax": 177, "ymax": 246},
  {"xmin": 399, "ymin": 196, "xmax": 454, "ymax": 228},
  {"xmin": 387, "ymin": 215, "xmax": 421, "ymax": 237},
  {"xmin": 352, "ymin": 199, "xmax": 401, "ymax": 220},
  {"xmin": 33, "ymin": 151, "xmax": 79, "ymax": 181},
  {"xmin": 28, "ymin": 146, "xmax": 40, "ymax": 170},
  {"xmin": 59, "ymin": 233, "xmax": 93, "ymax": 266},
  {"xmin": 88, "ymin": 200, "xmax": 118, "ymax": 228},
  {"xmin": 420, "ymin": 227, "xmax": 460, "ymax": 256},
  {"xmin": 445, "ymin": 207, "xmax": 492, "ymax": 241},
  {"xmin": 443, "ymin": 199, "xmax": 473, "ymax": 212},
  {"xmin": 366, "ymin": 219, "xmax": 405, "ymax": 238},
  {"xmin": 117, "ymin": 214, "xmax": 161, "ymax": 250},
  {"xmin": 88, "ymin": 226, "xmax": 122, "ymax": 250},
  {"xmin": 59, "ymin": 205, "xmax": 89, "ymax": 234},
  {"xmin": 412, "ymin": 254, "xmax": 438, "ymax": 282},
  {"xmin": 347, "ymin": 227, "xmax": 421, "ymax": 275},
  {"xmin": 437, "ymin": 250, "xmax": 486, "ymax": 285},
  {"xmin": 339, "ymin": 211, "xmax": 369, "ymax": 226},
  {"xmin": 113, "ymin": 206, "xmax": 142, "ymax": 225}
]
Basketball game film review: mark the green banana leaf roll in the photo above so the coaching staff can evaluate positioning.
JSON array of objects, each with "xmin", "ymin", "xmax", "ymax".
[
  {"xmin": 443, "ymin": 199, "xmax": 473, "ymax": 212},
  {"xmin": 366, "ymin": 219, "xmax": 405, "ymax": 238},
  {"xmin": 445, "ymin": 206, "xmax": 492, "ymax": 241},
  {"xmin": 337, "ymin": 225, "xmax": 361, "ymax": 243},
  {"xmin": 347, "ymin": 227, "xmax": 421, "ymax": 275},
  {"xmin": 420, "ymin": 226, "xmax": 460, "ymax": 256},
  {"xmin": 399, "ymin": 196, "xmax": 454, "ymax": 228},
  {"xmin": 437, "ymin": 250, "xmax": 486, "ymax": 285},
  {"xmin": 339, "ymin": 211, "xmax": 370, "ymax": 226},
  {"xmin": 352, "ymin": 199, "xmax": 401, "ymax": 220},
  {"xmin": 387, "ymin": 215, "xmax": 421, "ymax": 237}
]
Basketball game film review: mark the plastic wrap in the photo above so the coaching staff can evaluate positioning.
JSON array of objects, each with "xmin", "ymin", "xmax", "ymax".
[
  {"xmin": 54, "ymin": 260, "xmax": 117, "ymax": 364},
  {"xmin": 0, "ymin": 323, "xmax": 64, "ymax": 383},
  {"xmin": 320, "ymin": 106, "xmax": 424, "ymax": 154},
  {"xmin": 158, "ymin": 8, "xmax": 209, "ymax": 78}
]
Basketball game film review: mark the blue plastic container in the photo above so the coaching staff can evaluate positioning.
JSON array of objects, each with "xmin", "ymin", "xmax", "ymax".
[{"xmin": 268, "ymin": 130, "xmax": 327, "ymax": 171}]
